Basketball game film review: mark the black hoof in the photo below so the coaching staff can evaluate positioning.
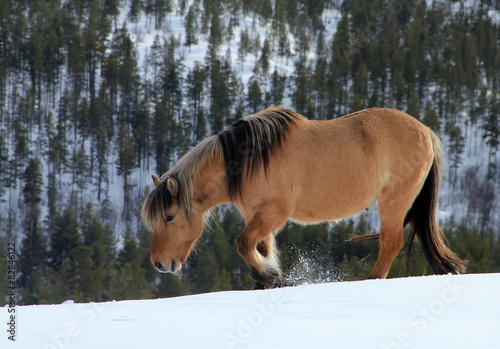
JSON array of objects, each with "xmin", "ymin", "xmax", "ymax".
[
  {"xmin": 251, "ymin": 268, "xmax": 281, "ymax": 290},
  {"xmin": 253, "ymin": 281, "xmax": 267, "ymax": 290},
  {"xmin": 272, "ymin": 279, "xmax": 282, "ymax": 288}
]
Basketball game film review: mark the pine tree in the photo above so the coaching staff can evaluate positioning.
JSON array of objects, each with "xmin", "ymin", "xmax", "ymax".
[
  {"xmin": 156, "ymin": 273, "xmax": 191, "ymax": 298},
  {"xmin": 18, "ymin": 209, "xmax": 47, "ymax": 304},
  {"xmin": 422, "ymin": 101, "xmax": 440, "ymax": 132},
  {"xmin": 266, "ymin": 69, "xmax": 286, "ymax": 106},
  {"xmin": 153, "ymin": 99, "xmax": 170, "ymax": 174},
  {"xmin": 83, "ymin": 1, "xmax": 109, "ymax": 102},
  {"xmin": 80, "ymin": 203, "xmax": 115, "ymax": 267},
  {"xmin": 49, "ymin": 208, "xmax": 81, "ymax": 273},
  {"xmin": 483, "ymin": 101, "xmax": 499, "ymax": 156},
  {"xmin": 184, "ymin": 4, "xmax": 199, "ymax": 47},
  {"xmin": 291, "ymin": 54, "xmax": 312, "ymax": 115},
  {"xmin": 116, "ymin": 121, "xmax": 137, "ymax": 219},
  {"xmin": 482, "ymin": 98, "xmax": 499, "ymax": 230},
  {"xmin": 131, "ymin": 95, "xmax": 151, "ymax": 168},
  {"xmin": 110, "ymin": 228, "xmax": 153, "ymax": 300},
  {"xmin": 18, "ymin": 159, "xmax": 47, "ymax": 303},
  {"xmin": 406, "ymin": 84, "xmax": 421, "ymax": 119},
  {"xmin": 208, "ymin": 56, "xmax": 240, "ymax": 133},
  {"xmin": 161, "ymin": 36, "xmax": 184, "ymax": 119},
  {"xmin": 446, "ymin": 122, "xmax": 465, "ymax": 189},
  {"xmin": 247, "ymin": 79, "xmax": 262, "ymax": 113},
  {"xmin": 69, "ymin": 143, "xmax": 90, "ymax": 207},
  {"xmin": 329, "ymin": 13, "xmax": 351, "ymax": 116},
  {"xmin": 89, "ymin": 88, "xmax": 111, "ymax": 201},
  {"xmin": 352, "ymin": 62, "xmax": 368, "ymax": 107},
  {"xmin": 192, "ymin": 248, "xmax": 227, "ymax": 293},
  {"xmin": 272, "ymin": 0, "xmax": 290, "ymax": 58},
  {"xmin": 208, "ymin": 6, "xmax": 222, "ymax": 49},
  {"xmin": 12, "ymin": 116, "xmax": 29, "ymax": 167},
  {"xmin": 237, "ymin": 28, "xmax": 251, "ymax": 68},
  {"xmin": 145, "ymin": 35, "xmax": 165, "ymax": 103},
  {"xmin": 258, "ymin": 39, "xmax": 270, "ymax": 75},
  {"xmin": 21, "ymin": 158, "xmax": 43, "ymax": 216},
  {"xmin": 60, "ymin": 245, "xmax": 96, "ymax": 301},
  {"xmin": 312, "ymin": 31, "xmax": 328, "ymax": 119},
  {"xmin": 128, "ymin": 0, "xmax": 144, "ymax": 23},
  {"xmin": 186, "ymin": 62, "xmax": 207, "ymax": 142},
  {"xmin": 371, "ymin": 37, "xmax": 389, "ymax": 107},
  {"xmin": 0, "ymin": 130, "xmax": 11, "ymax": 197}
]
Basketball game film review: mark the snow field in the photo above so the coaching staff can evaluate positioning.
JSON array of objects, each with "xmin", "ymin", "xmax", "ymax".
[{"xmin": 1, "ymin": 273, "xmax": 499, "ymax": 349}]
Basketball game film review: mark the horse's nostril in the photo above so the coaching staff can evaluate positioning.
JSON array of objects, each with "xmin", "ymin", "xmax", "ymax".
[{"xmin": 154, "ymin": 261, "xmax": 164, "ymax": 271}]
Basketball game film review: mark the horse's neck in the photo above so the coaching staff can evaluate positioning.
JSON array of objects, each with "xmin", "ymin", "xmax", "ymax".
[{"xmin": 193, "ymin": 160, "xmax": 229, "ymax": 212}]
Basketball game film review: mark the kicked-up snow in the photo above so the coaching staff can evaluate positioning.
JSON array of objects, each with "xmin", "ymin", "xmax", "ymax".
[{"xmin": 1, "ymin": 273, "xmax": 499, "ymax": 349}]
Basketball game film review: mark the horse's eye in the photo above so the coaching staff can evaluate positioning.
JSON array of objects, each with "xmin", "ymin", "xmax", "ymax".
[{"xmin": 165, "ymin": 215, "xmax": 174, "ymax": 224}]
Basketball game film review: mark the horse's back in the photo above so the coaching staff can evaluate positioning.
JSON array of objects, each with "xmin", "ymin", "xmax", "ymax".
[
  {"xmin": 299, "ymin": 108, "xmax": 434, "ymax": 171},
  {"xmin": 272, "ymin": 108, "xmax": 435, "ymax": 222}
]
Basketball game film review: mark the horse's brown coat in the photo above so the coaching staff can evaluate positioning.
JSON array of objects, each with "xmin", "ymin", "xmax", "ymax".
[{"xmin": 142, "ymin": 107, "xmax": 465, "ymax": 288}]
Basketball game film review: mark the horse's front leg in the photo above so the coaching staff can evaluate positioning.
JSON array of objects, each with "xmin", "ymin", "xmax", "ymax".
[{"xmin": 235, "ymin": 210, "xmax": 287, "ymax": 290}]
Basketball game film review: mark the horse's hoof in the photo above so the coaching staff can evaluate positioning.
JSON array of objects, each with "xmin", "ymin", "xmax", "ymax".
[
  {"xmin": 272, "ymin": 279, "xmax": 282, "ymax": 288},
  {"xmin": 252, "ymin": 277, "xmax": 282, "ymax": 290},
  {"xmin": 253, "ymin": 282, "xmax": 267, "ymax": 290}
]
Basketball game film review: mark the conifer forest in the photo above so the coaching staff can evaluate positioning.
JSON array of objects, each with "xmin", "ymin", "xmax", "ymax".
[{"xmin": 0, "ymin": 0, "xmax": 499, "ymax": 304}]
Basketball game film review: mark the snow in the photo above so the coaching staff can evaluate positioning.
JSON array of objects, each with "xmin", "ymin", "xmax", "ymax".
[{"xmin": 2, "ymin": 273, "xmax": 499, "ymax": 348}]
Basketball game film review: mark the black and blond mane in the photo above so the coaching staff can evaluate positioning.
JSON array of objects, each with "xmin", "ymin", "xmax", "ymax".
[
  {"xmin": 142, "ymin": 136, "xmax": 221, "ymax": 230},
  {"xmin": 142, "ymin": 107, "xmax": 300, "ymax": 229},
  {"xmin": 219, "ymin": 107, "xmax": 300, "ymax": 199}
]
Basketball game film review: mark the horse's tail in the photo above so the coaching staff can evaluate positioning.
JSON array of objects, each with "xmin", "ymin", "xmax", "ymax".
[{"xmin": 405, "ymin": 130, "xmax": 466, "ymax": 274}]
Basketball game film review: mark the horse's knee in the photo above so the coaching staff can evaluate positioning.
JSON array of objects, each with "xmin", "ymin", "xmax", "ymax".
[{"xmin": 235, "ymin": 234, "xmax": 251, "ymax": 257}]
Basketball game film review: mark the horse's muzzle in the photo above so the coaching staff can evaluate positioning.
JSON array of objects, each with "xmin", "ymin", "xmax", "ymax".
[{"xmin": 153, "ymin": 259, "xmax": 176, "ymax": 273}]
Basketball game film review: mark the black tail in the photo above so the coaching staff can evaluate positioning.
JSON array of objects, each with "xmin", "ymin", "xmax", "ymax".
[{"xmin": 405, "ymin": 132, "xmax": 466, "ymax": 274}]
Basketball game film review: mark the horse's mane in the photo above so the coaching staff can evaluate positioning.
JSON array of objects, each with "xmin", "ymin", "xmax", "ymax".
[
  {"xmin": 141, "ymin": 136, "xmax": 221, "ymax": 230},
  {"xmin": 141, "ymin": 107, "xmax": 301, "ymax": 229},
  {"xmin": 218, "ymin": 107, "xmax": 301, "ymax": 200}
]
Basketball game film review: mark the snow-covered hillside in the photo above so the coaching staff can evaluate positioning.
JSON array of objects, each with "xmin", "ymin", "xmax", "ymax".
[
  {"xmin": 2, "ymin": 0, "xmax": 498, "ymax": 246},
  {"xmin": 124, "ymin": 0, "xmax": 500, "ymax": 233},
  {"xmin": 2, "ymin": 273, "xmax": 499, "ymax": 349}
]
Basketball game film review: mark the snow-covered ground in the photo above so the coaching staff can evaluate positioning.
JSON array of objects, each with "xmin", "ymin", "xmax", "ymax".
[{"xmin": 2, "ymin": 273, "xmax": 499, "ymax": 349}]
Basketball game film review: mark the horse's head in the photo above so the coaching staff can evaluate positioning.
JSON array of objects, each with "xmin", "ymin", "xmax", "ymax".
[{"xmin": 143, "ymin": 175, "xmax": 204, "ymax": 273}]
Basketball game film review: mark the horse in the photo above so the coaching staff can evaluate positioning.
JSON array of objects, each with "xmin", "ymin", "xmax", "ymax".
[{"xmin": 141, "ymin": 106, "xmax": 465, "ymax": 289}]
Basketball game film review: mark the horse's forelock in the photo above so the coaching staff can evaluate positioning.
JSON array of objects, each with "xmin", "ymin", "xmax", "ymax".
[{"xmin": 141, "ymin": 180, "xmax": 176, "ymax": 231}]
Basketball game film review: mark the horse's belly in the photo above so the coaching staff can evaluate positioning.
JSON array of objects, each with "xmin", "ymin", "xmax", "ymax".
[
  {"xmin": 288, "ymin": 175, "xmax": 380, "ymax": 224},
  {"xmin": 290, "ymin": 196, "xmax": 373, "ymax": 224}
]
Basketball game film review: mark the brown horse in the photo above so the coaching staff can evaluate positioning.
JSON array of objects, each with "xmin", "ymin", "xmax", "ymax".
[{"xmin": 141, "ymin": 107, "xmax": 465, "ymax": 289}]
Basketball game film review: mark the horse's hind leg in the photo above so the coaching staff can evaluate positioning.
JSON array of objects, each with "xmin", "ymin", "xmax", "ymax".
[
  {"xmin": 369, "ymin": 182, "xmax": 424, "ymax": 279},
  {"xmin": 368, "ymin": 218, "xmax": 405, "ymax": 279},
  {"xmin": 236, "ymin": 208, "xmax": 287, "ymax": 289}
]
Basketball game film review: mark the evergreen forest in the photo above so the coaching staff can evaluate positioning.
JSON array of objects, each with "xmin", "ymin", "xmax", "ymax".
[{"xmin": 0, "ymin": 0, "xmax": 499, "ymax": 304}]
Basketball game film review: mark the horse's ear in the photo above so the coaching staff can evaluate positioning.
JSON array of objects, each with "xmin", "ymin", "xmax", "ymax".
[
  {"xmin": 151, "ymin": 175, "xmax": 161, "ymax": 188},
  {"xmin": 165, "ymin": 177, "xmax": 179, "ymax": 197}
]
